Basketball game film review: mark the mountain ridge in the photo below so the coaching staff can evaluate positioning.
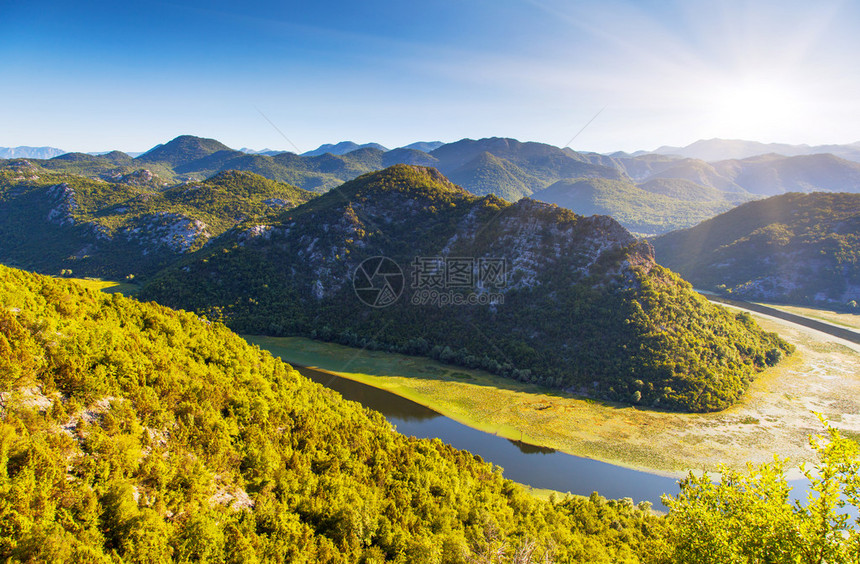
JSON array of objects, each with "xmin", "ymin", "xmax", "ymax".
[
  {"xmin": 651, "ymin": 191, "xmax": 860, "ymax": 308},
  {"xmin": 650, "ymin": 138, "xmax": 860, "ymax": 163},
  {"xmin": 141, "ymin": 164, "xmax": 792, "ymax": 413}
]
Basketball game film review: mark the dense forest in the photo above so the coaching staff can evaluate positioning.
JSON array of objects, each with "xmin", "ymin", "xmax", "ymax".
[
  {"xmin": 651, "ymin": 192, "xmax": 860, "ymax": 308},
  {"xmin": 0, "ymin": 161, "xmax": 313, "ymax": 279},
  {"xmin": 0, "ymin": 263, "xmax": 669, "ymax": 562},
  {"xmin": 2, "ymin": 265, "xmax": 859, "ymax": 562},
  {"xmin": 142, "ymin": 165, "xmax": 793, "ymax": 413}
]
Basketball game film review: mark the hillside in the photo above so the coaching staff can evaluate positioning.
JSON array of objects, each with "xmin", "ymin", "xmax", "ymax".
[
  {"xmin": 531, "ymin": 178, "xmax": 753, "ymax": 235},
  {"xmin": 0, "ymin": 263, "xmax": 670, "ymax": 562},
  {"xmin": 142, "ymin": 165, "xmax": 792, "ymax": 413},
  {"xmin": 0, "ymin": 162, "xmax": 314, "ymax": 279},
  {"xmin": 651, "ymin": 192, "xmax": 860, "ymax": 308},
  {"xmin": 712, "ymin": 153, "xmax": 860, "ymax": 195}
]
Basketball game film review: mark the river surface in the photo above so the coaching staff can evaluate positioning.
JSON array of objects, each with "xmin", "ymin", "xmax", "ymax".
[
  {"xmin": 295, "ymin": 363, "xmax": 682, "ymax": 507},
  {"xmin": 282, "ymin": 364, "xmax": 815, "ymax": 509}
]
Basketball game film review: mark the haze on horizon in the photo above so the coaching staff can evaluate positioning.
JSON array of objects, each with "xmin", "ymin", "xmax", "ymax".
[{"xmin": 3, "ymin": 0, "xmax": 859, "ymax": 155}]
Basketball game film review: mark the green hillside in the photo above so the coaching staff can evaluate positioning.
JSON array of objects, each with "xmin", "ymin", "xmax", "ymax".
[
  {"xmin": 136, "ymin": 135, "xmax": 234, "ymax": 168},
  {"xmin": 531, "ymin": 178, "xmax": 752, "ymax": 235},
  {"xmin": 0, "ymin": 162, "xmax": 314, "ymax": 279},
  {"xmin": 142, "ymin": 165, "xmax": 792, "ymax": 413},
  {"xmin": 0, "ymin": 264, "xmax": 668, "ymax": 562},
  {"xmin": 651, "ymin": 192, "xmax": 860, "ymax": 308},
  {"xmin": 446, "ymin": 152, "xmax": 541, "ymax": 200}
]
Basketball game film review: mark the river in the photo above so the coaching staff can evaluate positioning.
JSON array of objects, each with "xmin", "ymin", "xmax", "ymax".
[{"xmin": 295, "ymin": 363, "xmax": 681, "ymax": 507}]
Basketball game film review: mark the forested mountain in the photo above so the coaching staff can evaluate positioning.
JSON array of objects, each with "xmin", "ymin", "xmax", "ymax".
[
  {"xmin": 531, "ymin": 178, "xmax": 754, "ymax": 235},
  {"xmin": 0, "ymin": 263, "xmax": 670, "ymax": 562},
  {"xmin": 141, "ymin": 165, "xmax": 791, "ymax": 412},
  {"xmin": 136, "ymin": 135, "xmax": 235, "ymax": 168},
  {"xmin": 12, "ymin": 134, "xmax": 860, "ymax": 234},
  {"xmin": 0, "ymin": 161, "xmax": 313, "ymax": 279},
  {"xmin": 1, "ymin": 236, "xmax": 856, "ymax": 563},
  {"xmin": 651, "ymin": 192, "xmax": 860, "ymax": 308}
]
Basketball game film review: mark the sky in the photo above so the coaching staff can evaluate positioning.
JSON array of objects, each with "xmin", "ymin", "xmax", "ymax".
[{"xmin": 3, "ymin": 0, "xmax": 860, "ymax": 154}]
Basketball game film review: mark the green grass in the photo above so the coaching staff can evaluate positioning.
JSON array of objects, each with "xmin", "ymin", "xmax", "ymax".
[
  {"xmin": 246, "ymin": 335, "xmax": 691, "ymax": 475},
  {"xmin": 67, "ymin": 277, "xmax": 139, "ymax": 295}
]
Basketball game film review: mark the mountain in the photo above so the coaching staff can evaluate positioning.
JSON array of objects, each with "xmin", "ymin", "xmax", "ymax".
[
  {"xmin": 302, "ymin": 141, "xmax": 389, "ymax": 156},
  {"xmin": 401, "ymin": 141, "xmax": 445, "ymax": 152},
  {"xmin": 711, "ymin": 153, "xmax": 860, "ymax": 196},
  {"xmin": 620, "ymin": 152, "xmax": 860, "ymax": 196},
  {"xmin": 0, "ymin": 146, "xmax": 66, "ymax": 159},
  {"xmin": 636, "ymin": 158, "xmax": 746, "ymax": 193},
  {"xmin": 141, "ymin": 165, "xmax": 791, "ymax": 413},
  {"xmin": 239, "ymin": 147, "xmax": 285, "ymax": 156},
  {"xmin": 651, "ymin": 138, "xmax": 860, "ymax": 163},
  {"xmin": 531, "ymin": 178, "xmax": 755, "ymax": 235},
  {"xmin": 0, "ymin": 161, "xmax": 314, "ymax": 279},
  {"xmin": 0, "ymin": 263, "xmax": 670, "ymax": 561},
  {"xmin": 651, "ymin": 192, "xmax": 860, "ymax": 308},
  {"xmin": 135, "ymin": 135, "xmax": 235, "ymax": 168},
  {"xmin": 445, "ymin": 151, "xmax": 541, "ymax": 200},
  {"xmin": 430, "ymin": 137, "xmax": 625, "ymax": 184}
]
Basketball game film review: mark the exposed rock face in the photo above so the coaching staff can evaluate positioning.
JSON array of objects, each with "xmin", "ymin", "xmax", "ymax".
[
  {"xmin": 46, "ymin": 183, "xmax": 78, "ymax": 225},
  {"xmin": 652, "ymin": 192, "xmax": 860, "ymax": 308},
  {"xmin": 122, "ymin": 213, "xmax": 212, "ymax": 254}
]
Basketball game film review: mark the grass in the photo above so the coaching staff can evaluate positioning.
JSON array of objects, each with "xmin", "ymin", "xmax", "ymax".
[
  {"xmin": 67, "ymin": 277, "xmax": 140, "ymax": 295},
  {"xmin": 247, "ymin": 302, "xmax": 860, "ymax": 477}
]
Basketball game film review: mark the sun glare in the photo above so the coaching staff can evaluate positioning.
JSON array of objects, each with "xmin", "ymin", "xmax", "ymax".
[{"xmin": 704, "ymin": 78, "xmax": 807, "ymax": 140}]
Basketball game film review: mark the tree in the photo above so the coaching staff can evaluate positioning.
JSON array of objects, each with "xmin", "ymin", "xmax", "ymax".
[{"xmin": 662, "ymin": 416, "xmax": 860, "ymax": 563}]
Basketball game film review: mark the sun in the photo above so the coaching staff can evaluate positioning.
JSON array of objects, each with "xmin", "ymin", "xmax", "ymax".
[{"xmin": 704, "ymin": 78, "xmax": 807, "ymax": 141}]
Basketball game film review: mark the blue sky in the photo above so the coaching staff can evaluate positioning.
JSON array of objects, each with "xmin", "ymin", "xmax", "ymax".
[{"xmin": 3, "ymin": 0, "xmax": 859, "ymax": 153}]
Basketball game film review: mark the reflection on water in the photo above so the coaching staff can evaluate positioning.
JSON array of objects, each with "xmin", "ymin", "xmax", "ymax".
[
  {"xmin": 298, "ymin": 364, "xmax": 439, "ymax": 422},
  {"xmin": 508, "ymin": 439, "xmax": 557, "ymax": 455}
]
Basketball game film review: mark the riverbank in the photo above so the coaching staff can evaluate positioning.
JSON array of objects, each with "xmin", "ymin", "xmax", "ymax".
[{"xmin": 246, "ymin": 305, "xmax": 860, "ymax": 477}]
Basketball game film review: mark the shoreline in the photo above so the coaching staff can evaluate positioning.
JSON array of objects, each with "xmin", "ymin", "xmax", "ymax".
[{"xmin": 247, "ymin": 297, "xmax": 858, "ymax": 481}]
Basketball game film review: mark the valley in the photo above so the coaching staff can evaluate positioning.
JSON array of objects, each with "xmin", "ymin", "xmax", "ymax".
[
  {"xmin": 10, "ymin": 0, "xmax": 860, "ymax": 558},
  {"xmin": 245, "ymin": 299, "xmax": 860, "ymax": 477},
  {"xmin": 2, "ymin": 135, "xmax": 860, "ymax": 563}
]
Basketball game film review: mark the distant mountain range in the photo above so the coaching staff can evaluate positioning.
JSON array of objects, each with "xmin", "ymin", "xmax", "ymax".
[
  {"xmin": 239, "ymin": 147, "xmax": 284, "ymax": 156},
  {"xmin": 652, "ymin": 192, "xmax": 860, "ymax": 309},
  {"xmin": 8, "ymin": 134, "xmax": 860, "ymax": 235},
  {"xmin": 301, "ymin": 141, "xmax": 389, "ymax": 156},
  {"xmin": 0, "ymin": 146, "xmax": 66, "ymax": 159},
  {"xmin": 646, "ymin": 138, "xmax": 860, "ymax": 163}
]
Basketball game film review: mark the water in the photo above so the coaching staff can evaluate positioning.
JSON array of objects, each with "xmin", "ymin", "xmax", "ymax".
[{"xmin": 298, "ymin": 364, "xmax": 681, "ymax": 507}]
